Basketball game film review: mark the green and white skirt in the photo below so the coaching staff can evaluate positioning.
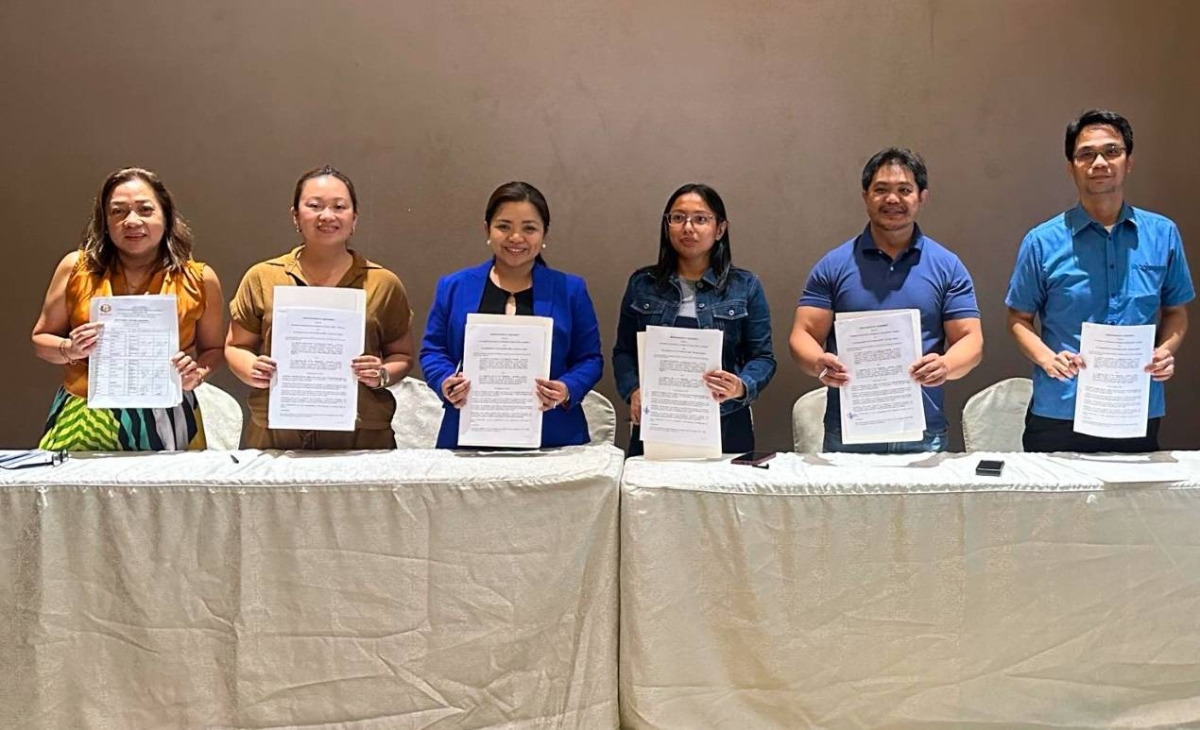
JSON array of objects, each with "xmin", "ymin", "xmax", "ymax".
[{"xmin": 39, "ymin": 387, "xmax": 207, "ymax": 452}]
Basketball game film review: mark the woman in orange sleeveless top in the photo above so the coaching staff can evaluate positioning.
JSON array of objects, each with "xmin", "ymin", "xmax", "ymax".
[{"xmin": 31, "ymin": 168, "xmax": 225, "ymax": 451}]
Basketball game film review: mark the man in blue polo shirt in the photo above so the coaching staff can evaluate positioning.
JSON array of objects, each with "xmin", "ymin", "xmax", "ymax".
[
  {"xmin": 1006, "ymin": 109, "xmax": 1194, "ymax": 453},
  {"xmin": 789, "ymin": 147, "xmax": 983, "ymax": 452}
]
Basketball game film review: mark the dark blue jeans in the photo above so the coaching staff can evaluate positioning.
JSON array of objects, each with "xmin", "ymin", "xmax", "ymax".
[{"xmin": 1022, "ymin": 411, "xmax": 1161, "ymax": 453}]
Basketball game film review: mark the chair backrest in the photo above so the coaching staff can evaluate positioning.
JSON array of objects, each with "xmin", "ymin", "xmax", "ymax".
[
  {"xmin": 791, "ymin": 387, "xmax": 828, "ymax": 453},
  {"xmin": 582, "ymin": 390, "xmax": 616, "ymax": 445},
  {"xmin": 962, "ymin": 377, "xmax": 1033, "ymax": 452},
  {"xmin": 194, "ymin": 382, "xmax": 243, "ymax": 450},
  {"xmin": 389, "ymin": 377, "xmax": 445, "ymax": 449},
  {"xmin": 389, "ymin": 379, "xmax": 616, "ymax": 448}
]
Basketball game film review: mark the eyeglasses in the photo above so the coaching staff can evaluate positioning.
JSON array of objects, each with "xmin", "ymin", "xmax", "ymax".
[
  {"xmin": 1073, "ymin": 144, "xmax": 1126, "ymax": 164},
  {"xmin": 665, "ymin": 212, "xmax": 716, "ymax": 228},
  {"xmin": 0, "ymin": 449, "xmax": 68, "ymax": 470}
]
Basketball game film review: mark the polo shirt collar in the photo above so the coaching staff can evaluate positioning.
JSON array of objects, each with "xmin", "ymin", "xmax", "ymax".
[
  {"xmin": 1067, "ymin": 202, "xmax": 1137, "ymax": 236},
  {"xmin": 858, "ymin": 223, "xmax": 926, "ymax": 256}
]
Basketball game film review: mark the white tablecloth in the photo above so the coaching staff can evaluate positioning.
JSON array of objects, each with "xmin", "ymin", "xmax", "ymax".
[
  {"xmin": 620, "ymin": 451, "xmax": 1200, "ymax": 729},
  {"xmin": 0, "ymin": 445, "xmax": 623, "ymax": 730}
]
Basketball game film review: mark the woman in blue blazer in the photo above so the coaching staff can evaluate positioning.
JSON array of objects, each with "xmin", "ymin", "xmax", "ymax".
[{"xmin": 420, "ymin": 182, "xmax": 604, "ymax": 448}]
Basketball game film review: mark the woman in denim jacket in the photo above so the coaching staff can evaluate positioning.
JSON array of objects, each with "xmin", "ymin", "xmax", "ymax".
[{"xmin": 612, "ymin": 183, "xmax": 776, "ymax": 456}]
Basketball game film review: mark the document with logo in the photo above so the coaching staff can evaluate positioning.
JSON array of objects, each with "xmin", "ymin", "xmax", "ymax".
[
  {"xmin": 269, "ymin": 286, "xmax": 365, "ymax": 431},
  {"xmin": 1074, "ymin": 322, "xmax": 1155, "ymax": 438},
  {"xmin": 459, "ymin": 313, "xmax": 553, "ymax": 448},
  {"xmin": 638, "ymin": 325, "xmax": 722, "ymax": 454},
  {"xmin": 834, "ymin": 309, "xmax": 925, "ymax": 444},
  {"xmin": 88, "ymin": 295, "xmax": 181, "ymax": 408}
]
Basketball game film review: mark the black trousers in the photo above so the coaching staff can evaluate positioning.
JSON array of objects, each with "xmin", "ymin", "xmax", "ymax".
[
  {"xmin": 1022, "ymin": 410, "xmax": 1161, "ymax": 453},
  {"xmin": 627, "ymin": 406, "xmax": 754, "ymax": 457}
]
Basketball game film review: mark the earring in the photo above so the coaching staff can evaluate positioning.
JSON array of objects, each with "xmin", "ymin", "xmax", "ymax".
[{"xmin": 486, "ymin": 239, "xmax": 492, "ymax": 247}]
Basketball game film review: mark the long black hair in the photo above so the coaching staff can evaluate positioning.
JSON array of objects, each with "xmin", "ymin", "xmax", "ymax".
[{"xmin": 649, "ymin": 183, "xmax": 732, "ymax": 290}]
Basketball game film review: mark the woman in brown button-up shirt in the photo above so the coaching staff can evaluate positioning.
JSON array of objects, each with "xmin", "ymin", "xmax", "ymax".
[{"xmin": 225, "ymin": 165, "xmax": 414, "ymax": 450}]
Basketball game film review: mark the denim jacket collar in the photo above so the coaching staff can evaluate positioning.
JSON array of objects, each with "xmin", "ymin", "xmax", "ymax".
[{"xmin": 665, "ymin": 266, "xmax": 722, "ymax": 293}]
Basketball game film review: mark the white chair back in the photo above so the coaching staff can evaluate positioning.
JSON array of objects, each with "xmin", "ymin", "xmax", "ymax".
[
  {"xmin": 962, "ymin": 377, "xmax": 1033, "ymax": 452},
  {"xmin": 389, "ymin": 377, "xmax": 445, "ymax": 449},
  {"xmin": 791, "ymin": 387, "xmax": 828, "ymax": 453},
  {"xmin": 195, "ymin": 382, "xmax": 243, "ymax": 450},
  {"xmin": 389, "ymin": 379, "xmax": 616, "ymax": 448},
  {"xmin": 582, "ymin": 390, "xmax": 616, "ymax": 445}
]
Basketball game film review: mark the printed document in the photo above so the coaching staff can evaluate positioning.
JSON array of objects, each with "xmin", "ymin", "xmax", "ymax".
[
  {"xmin": 639, "ymin": 326, "xmax": 722, "ymax": 451},
  {"xmin": 834, "ymin": 309, "xmax": 925, "ymax": 444},
  {"xmin": 269, "ymin": 286, "xmax": 365, "ymax": 431},
  {"xmin": 1074, "ymin": 322, "xmax": 1155, "ymax": 438},
  {"xmin": 88, "ymin": 295, "xmax": 180, "ymax": 409},
  {"xmin": 459, "ymin": 313, "xmax": 553, "ymax": 448}
]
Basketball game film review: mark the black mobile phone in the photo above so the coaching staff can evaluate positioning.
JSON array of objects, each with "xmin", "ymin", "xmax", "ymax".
[
  {"xmin": 976, "ymin": 459, "xmax": 1005, "ymax": 477},
  {"xmin": 732, "ymin": 451, "xmax": 776, "ymax": 467}
]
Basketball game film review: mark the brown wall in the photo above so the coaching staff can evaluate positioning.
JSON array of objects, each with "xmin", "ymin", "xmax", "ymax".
[{"xmin": 2, "ymin": 0, "xmax": 1197, "ymax": 450}]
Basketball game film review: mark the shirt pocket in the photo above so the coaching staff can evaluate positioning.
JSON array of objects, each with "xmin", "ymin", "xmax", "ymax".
[
  {"xmin": 628, "ymin": 295, "xmax": 669, "ymax": 326},
  {"xmin": 712, "ymin": 299, "xmax": 748, "ymax": 339},
  {"xmin": 1128, "ymin": 264, "xmax": 1166, "ymax": 321}
]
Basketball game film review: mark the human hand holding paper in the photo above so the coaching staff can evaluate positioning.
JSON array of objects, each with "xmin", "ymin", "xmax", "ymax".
[
  {"xmin": 816, "ymin": 351, "xmax": 849, "ymax": 388},
  {"xmin": 909, "ymin": 353, "xmax": 949, "ymax": 386},
  {"xmin": 1145, "ymin": 346, "xmax": 1175, "ymax": 381},
  {"xmin": 1041, "ymin": 350, "xmax": 1084, "ymax": 380},
  {"xmin": 703, "ymin": 369, "xmax": 745, "ymax": 402},
  {"xmin": 442, "ymin": 373, "xmax": 470, "ymax": 408}
]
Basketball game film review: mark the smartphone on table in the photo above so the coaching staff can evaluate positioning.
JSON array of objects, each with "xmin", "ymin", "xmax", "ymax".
[
  {"xmin": 732, "ymin": 451, "xmax": 776, "ymax": 467},
  {"xmin": 975, "ymin": 459, "xmax": 1005, "ymax": 477}
]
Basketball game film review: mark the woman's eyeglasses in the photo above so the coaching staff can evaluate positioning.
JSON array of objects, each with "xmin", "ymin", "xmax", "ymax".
[{"xmin": 665, "ymin": 212, "xmax": 716, "ymax": 228}]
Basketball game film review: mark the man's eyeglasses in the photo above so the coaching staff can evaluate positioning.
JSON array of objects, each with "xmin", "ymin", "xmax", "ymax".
[
  {"xmin": 1073, "ymin": 144, "xmax": 1126, "ymax": 164},
  {"xmin": 665, "ymin": 212, "xmax": 717, "ymax": 228}
]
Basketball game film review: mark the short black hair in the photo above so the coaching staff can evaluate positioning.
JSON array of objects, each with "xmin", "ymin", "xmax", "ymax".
[
  {"xmin": 861, "ymin": 147, "xmax": 928, "ymax": 192},
  {"xmin": 1064, "ymin": 109, "xmax": 1134, "ymax": 161}
]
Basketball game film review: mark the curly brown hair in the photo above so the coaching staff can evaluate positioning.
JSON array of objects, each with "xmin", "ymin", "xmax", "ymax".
[{"xmin": 80, "ymin": 167, "xmax": 195, "ymax": 274}]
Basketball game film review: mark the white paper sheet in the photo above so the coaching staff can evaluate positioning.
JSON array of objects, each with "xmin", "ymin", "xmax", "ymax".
[
  {"xmin": 268, "ymin": 286, "xmax": 365, "ymax": 431},
  {"xmin": 638, "ymin": 326, "xmax": 722, "ymax": 452},
  {"xmin": 634, "ymin": 333, "xmax": 720, "ymax": 460},
  {"xmin": 1046, "ymin": 453, "xmax": 1188, "ymax": 484},
  {"xmin": 87, "ymin": 295, "xmax": 181, "ymax": 408},
  {"xmin": 459, "ymin": 313, "xmax": 553, "ymax": 448},
  {"xmin": 834, "ymin": 309, "xmax": 925, "ymax": 444},
  {"xmin": 1074, "ymin": 322, "xmax": 1155, "ymax": 438}
]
